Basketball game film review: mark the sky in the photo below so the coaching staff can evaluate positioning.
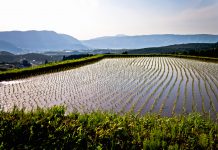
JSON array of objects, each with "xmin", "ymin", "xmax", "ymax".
[{"xmin": 0, "ymin": 0, "xmax": 218, "ymax": 40}]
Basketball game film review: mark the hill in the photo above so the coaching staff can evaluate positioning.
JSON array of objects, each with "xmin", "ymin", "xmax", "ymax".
[
  {"xmin": 0, "ymin": 31, "xmax": 87, "ymax": 53},
  {"xmin": 82, "ymin": 34, "xmax": 218, "ymax": 49},
  {"xmin": 0, "ymin": 51, "xmax": 62, "ymax": 64},
  {"xmin": 0, "ymin": 51, "xmax": 16, "ymax": 63},
  {"xmin": 0, "ymin": 40, "xmax": 23, "ymax": 53},
  {"xmin": 128, "ymin": 42, "xmax": 218, "ymax": 57}
]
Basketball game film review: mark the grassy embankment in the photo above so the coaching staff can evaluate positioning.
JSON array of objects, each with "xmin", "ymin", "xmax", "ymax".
[
  {"xmin": 0, "ymin": 54, "xmax": 105, "ymax": 81},
  {"xmin": 0, "ymin": 54, "xmax": 218, "ymax": 82},
  {"xmin": 0, "ymin": 106, "xmax": 217, "ymax": 149}
]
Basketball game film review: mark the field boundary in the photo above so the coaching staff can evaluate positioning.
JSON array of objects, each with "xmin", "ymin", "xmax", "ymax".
[
  {"xmin": 0, "ymin": 54, "xmax": 218, "ymax": 81},
  {"xmin": 105, "ymin": 54, "xmax": 218, "ymax": 62}
]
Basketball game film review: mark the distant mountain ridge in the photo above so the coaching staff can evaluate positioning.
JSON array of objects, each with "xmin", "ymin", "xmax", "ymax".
[
  {"xmin": 0, "ymin": 31, "xmax": 87, "ymax": 53},
  {"xmin": 1, "ymin": 31, "xmax": 218, "ymax": 54},
  {"xmin": 82, "ymin": 34, "xmax": 218, "ymax": 49}
]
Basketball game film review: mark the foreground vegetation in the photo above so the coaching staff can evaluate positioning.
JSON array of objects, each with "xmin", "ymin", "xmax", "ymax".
[{"xmin": 0, "ymin": 106, "xmax": 217, "ymax": 149}]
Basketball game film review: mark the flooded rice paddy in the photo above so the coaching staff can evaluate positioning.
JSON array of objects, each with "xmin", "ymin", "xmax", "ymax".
[{"xmin": 0, "ymin": 57, "xmax": 218, "ymax": 117}]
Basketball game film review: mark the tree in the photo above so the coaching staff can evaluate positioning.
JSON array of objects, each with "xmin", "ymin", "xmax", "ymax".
[
  {"xmin": 122, "ymin": 51, "xmax": 128, "ymax": 54},
  {"xmin": 22, "ymin": 60, "xmax": 31, "ymax": 67},
  {"xmin": 45, "ymin": 59, "xmax": 48, "ymax": 64},
  {"xmin": 63, "ymin": 56, "xmax": 66, "ymax": 61}
]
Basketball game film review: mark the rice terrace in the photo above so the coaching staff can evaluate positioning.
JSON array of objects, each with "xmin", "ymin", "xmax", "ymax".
[
  {"xmin": 1, "ymin": 0, "xmax": 218, "ymax": 148},
  {"xmin": 1, "ymin": 55, "xmax": 218, "ymax": 119}
]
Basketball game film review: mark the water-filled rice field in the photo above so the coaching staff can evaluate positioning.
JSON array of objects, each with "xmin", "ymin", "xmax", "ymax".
[{"xmin": 0, "ymin": 57, "xmax": 218, "ymax": 117}]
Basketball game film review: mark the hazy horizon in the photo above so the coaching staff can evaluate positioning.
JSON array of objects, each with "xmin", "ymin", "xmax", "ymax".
[{"xmin": 0, "ymin": 0, "xmax": 218, "ymax": 40}]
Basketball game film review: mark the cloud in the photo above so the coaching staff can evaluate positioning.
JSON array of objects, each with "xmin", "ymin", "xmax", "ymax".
[
  {"xmin": 161, "ymin": 2, "xmax": 218, "ymax": 34},
  {"xmin": 0, "ymin": 0, "xmax": 217, "ymax": 38},
  {"xmin": 196, "ymin": 0, "xmax": 218, "ymax": 7},
  {"xmin": 177, "ymin": 3, "xmax": 218, "ymax": 22}
]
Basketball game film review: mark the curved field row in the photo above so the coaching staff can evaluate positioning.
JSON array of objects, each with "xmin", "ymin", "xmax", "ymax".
[{"xmin": 0, "ymin": 57, "xmax": 218, "ymax": 118}]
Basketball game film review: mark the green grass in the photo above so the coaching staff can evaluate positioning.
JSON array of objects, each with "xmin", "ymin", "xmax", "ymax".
[{"xmin": 0, "ymin": 106, "xmax": 217, "ymax": 149}]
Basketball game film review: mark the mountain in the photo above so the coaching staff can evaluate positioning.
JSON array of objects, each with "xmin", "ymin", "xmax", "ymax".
[
  {"xmin": 0, "ymin": 40, "xmax": 23, "ymax": 53},
  {"xmin": 82, "ymin": 34, "xmax": 218, "ymax": 49},
  {"xmin": 0, "ymin": 31, "xmax": 87, "ymax": 53}
]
